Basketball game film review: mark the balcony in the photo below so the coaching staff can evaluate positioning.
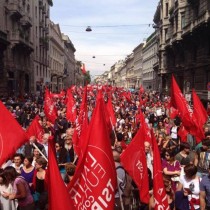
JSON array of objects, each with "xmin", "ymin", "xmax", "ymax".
[
  {"xmin": 20, "ymin": 16, "xmax": 32, "ymax": 28},
  {"xmin": 39, "ymin": 0, "xmax": 43, "ymax": 9},
  {"xmin": 10, "ymin": 30, "xmax": 33, "ymax": 51},
  {"xmin": 39, "ymin": 20, "xmax": 44, "ymax": 28},
  {"xmin": 0, "ymin": 30, "xmax": 10, "ymax": 46},
  {"xmin": 7, "ymin": 1, "xmax": 24, "ymax": 19}
]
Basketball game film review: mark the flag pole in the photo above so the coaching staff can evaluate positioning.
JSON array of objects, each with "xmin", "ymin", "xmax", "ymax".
[{"xmin": 32, "ymin": 143, "xmax": 48, "ymax": 162}]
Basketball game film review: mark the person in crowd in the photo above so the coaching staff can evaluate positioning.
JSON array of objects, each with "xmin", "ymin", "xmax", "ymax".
[
  {"xmin": 145, "ymin": 141, "xmax": 153, "ymax": 177},
  {"xmin": 20, "ymin": 156, "xmax": 35, "ymax": 188},
  {"xmin": 32, "ymin": 157, "xmax": 48, "ymax": 210},
  {"xmin": 2, "ymin": 166, "xmax": 35, "ymax": 210},
  {"xmin": 64, "ymin": 162, "xmax": 76, "ymax": 184},
  {"xmin": 170, "ymin": 120, "xmax": 180, "ymax": 154},
  {"xmin": 0, "ymin": 169, "xmax": 16, "ymax": 210},
  {"xmin": 32, "ymin": 148, "xmax": 41, "ymax": 167},
  {"xmin": 197, "ymin": 138, "xmax": 210, "ymax": 178},
  {"xmin": 177, "ymin": 164, "xmax": 200, "ymax": 210},
  {"xmin": 55, "ymin": 142, "xmax": 68, "ymax": 180},
  {"xmin": 162, "ymin": 149, "xmax": 181, "ymax": 191},
  {"xmin": 24, "ymin": 136, "xmax": 44, "ymax": 157},
  {"xmin": 41, "ymin": 133, "xmax": 49, "ymax": 158},
  {"xmin": 149, "ymin": 175, "xmax": 175, "ymax": 210},
  {"xmin": 10, "ymin": 153, "xmax": 24, "ymax": 174},
  {"xmin": 64, "ymin": 133, "xmax": 75, "ymax": 163},
  {"xmin": 113, "ymin": 149, "xmax": 127, "ymax": 210},
  {"xmin": 175, "ymin": 142, "xmax": 198, "ymax": 167},
  {"xmin": 200, "ymin": 163, "xmax": 210, "ymax": 210}
]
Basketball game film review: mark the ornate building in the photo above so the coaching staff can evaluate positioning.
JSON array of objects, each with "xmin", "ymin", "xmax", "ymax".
[
  {"xmin": 49, "ymin": 21, "xmax": 64, "ymax": 92},
  {"xmin": 142, "ymin": 32, "xmax": 158, "ymax": 91},
  {"xmin": 154, "ymin": 0, "xmax": 210, "ymax": 100},
  {"xmin": 62, "ymin": 34, "xmax": 76, "ymax": 89},
  {"xmin": 0, "ymin": 0, "xmax": 52, "ymax": 96}
]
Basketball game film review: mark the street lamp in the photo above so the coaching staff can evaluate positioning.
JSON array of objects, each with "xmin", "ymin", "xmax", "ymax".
[{"xmin": 86, "ymin": 26, "xmax": 92, "ymax": 32}]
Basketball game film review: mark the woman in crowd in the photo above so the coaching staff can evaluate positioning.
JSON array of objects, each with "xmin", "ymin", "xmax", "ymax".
[
  {"xmin": 32, "ymin": 148, "xmax": 41, "ymax": 167},
  {"xmin": 2, "ymin": 166, "xmax": 35, "ymax": 210},
  {"xmin": 0, "ymin": 169, "xmax": 16, "ymax": 210},
  {"xmin": 177, "ymin": 164, "xmax": 200, "ymax": 210},
  {"xmin": 32, "ymin": 157, "xmax": 48, "ymax": 210},
  {"xmin": 21, "ymin": 156, "xmax": 35, "ymax": 188},
  {"xmin": 162, "ymin": 150, "xmax": 181, "ymax": 191},
  {"xmin": 55, "ymin": 142, "xmax": 68, "ymax": 180}
]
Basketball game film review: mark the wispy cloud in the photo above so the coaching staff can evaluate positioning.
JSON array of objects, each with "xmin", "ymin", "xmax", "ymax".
[{"xmin": 51, "ymin": 0, "xmax": 158, "ymax": 76}]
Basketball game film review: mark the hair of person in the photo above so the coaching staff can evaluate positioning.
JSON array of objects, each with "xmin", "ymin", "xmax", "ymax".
[
  {"xmin": 36, "ymin": 157, "xmax": 47, "ymax": 169},
  {"xmin": 65, "ymin": 162, "xmax": 76, "ymax": 176},
  {"xmin": 0, "ymin": 170, "xmax": 10, "ymax": 188},
  {"xmin": 180, "ymin": 142, "xmax": 190, "ymax": 151},
  {"xmin": 3, "ymin": 166, "xmax": 19, "ymax": 182},
  {"xmin": 24, "ymin": 156, "xmax": 33, "ymax": 164},
  {"xmin": 184, "ymin": 164, "xmax": 197, "ymax": 178},
  {"xmin": 164, "ymin": 149, "xmax": 175, "ymax": 159},
  {"xmin": 13, "ymin": 153, "xmax": 24, "ymax": 161}
]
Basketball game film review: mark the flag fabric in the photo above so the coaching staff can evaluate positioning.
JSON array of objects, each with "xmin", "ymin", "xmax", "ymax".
[
  {"xmin": 106, "ymin": 96, "xmax": 117, "ymax": 126},
  {"xmin": 66, "ymin": 88, "xmax": 77, "ymax": 123},
  {"xmin": 169, "ymin": 107, "xmax": 179, "ymax": 119},
  {"xmin": 0, "ymin": 101, "xmax": 28, "ymax": 166},
  {"xmin": 81, "ymin": 63, "xmax": 86, "ymax": 74},
  {"xmin": 26, "ymin": 115, "xmax": 44, "ymax": 142},
  {"xmin": 170, "ymin": 75, "xmax": 196, "ymax": 131},
  {"xmin": 151, "ymin": 131, "xmax": 170, "ymax": 210},
  {"xmin": 44, "ymin": 88, "xmax": 57, "ymax": 124},
  {"xmin": 48, "ymin": 137, "xmax": 75, "ymax": 210},
  {"xmin": 120, "ymin": 111, "xmax": 150, "ymax": 204},
  {"xmin": 139, "ymin": 85, "xmax": 145, "ymax": 94},
  {"xmin": 192, "ymin": 89, "xmax": 208, "ymax": 142},
  {"xmin": 68, "ymin": 90, "xmax": 116, "ymax": 209},
  {"xmin": 73, "ymin": 86, "xmax": 88, "ymax": 156},
  {"xmin": 178, "ymin": 124, "xmax": 188, "ymax": 142}
]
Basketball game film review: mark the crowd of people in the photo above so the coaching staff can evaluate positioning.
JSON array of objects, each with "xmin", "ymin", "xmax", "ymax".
[{"xmin": 0, "ymin": 87, "xmax": 210, "ymax": 210}]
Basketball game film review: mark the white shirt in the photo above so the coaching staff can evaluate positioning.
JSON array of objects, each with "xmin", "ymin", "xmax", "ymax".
[{"xmin": 179, "ymin": 175, "xmax": 200, "ymax": 209}]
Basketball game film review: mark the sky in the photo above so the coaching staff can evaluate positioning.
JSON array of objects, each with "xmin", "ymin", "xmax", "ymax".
[{"xmin": 51, "ymin": 0, "xmax": 158, "ymax": 78}]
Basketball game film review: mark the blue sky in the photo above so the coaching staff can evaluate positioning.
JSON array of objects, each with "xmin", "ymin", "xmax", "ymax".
[{"xmin": 51, "ymin": 0, "xmax": 158, "ymax": 78}]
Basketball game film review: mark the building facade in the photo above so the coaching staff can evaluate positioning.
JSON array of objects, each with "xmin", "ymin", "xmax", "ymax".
[
  {"xmin": 0, "ymin": 0, "xmax": 52, "ymax": 96},
  {"xmin": 142, "ymin": 32, "xmax": 158, "ymax": 91},
  {"xmin": 154, "ymin": 0, "xmax": 210, "ymax": 100},
  {"xmin": 133, "ymin": 43, "xmax": 144, "ymax": 88},
  {"xmin": 32, "ymin": 0, "xmax": 51, "ymax": 94},
  {"xmin": 62, "ymin": 34, "xmax": 76, "ymax": 89},
  {"xmin": 49, "ymin": 21, "xmax": 65, "ymax": 92}
]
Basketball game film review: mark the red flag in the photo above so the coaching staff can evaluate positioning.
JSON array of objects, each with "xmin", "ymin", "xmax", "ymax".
[
  {"xmin": 169, "ymin": 107, "xmax": 179, "ymax": 119},
  {"xmin": 68, "ymin": 90, "xmax": 116, "ymax": 209},
  {"xmin": 26, "ymin": 115, "xmax": 44, "ymax": 142},
  {"xmin": 73, "ymin": 86, "xmax": 89, "ymax": 156},
  {"xmin": 44, "ymin": 88, "xmax": 57, "ymax": 124},
  {"xmin": 170, "ymin": 75, "xmax": 196, "ymax": 131},
  {"xmin": 139, "ymin": 84, "xmax": 145, "ymax": 94},
  {"xmin": 48, "ymin": 138, "xmax": 75, "ymax": 210},
  {"xmin": 192, "ymin": 89, "xmax": 208, "ymax": 142},
  {"xmin": 66, "ymin": 88, "xmax": 77, "ymax": 123},
  {"xmin": 81, "ymin": 63, "xmax": 86, "ymax": 74},
  {"xmin": 151, "ymin": 131, "xmax": 170, "ymax": 210},
  {"xmin": 178, "ymin": 124, "xmax": 188, "ymax": 142},
  {"xmin": 106, "ymin": 96, "xmax": 117, "ymax": 126},
  {"xmin": 0, "ymin": 101, "xmax": 27, "ymax": 166},
  {"xmin": 121, "ymin": 112, "xmax": 150, "ymax": 204}
]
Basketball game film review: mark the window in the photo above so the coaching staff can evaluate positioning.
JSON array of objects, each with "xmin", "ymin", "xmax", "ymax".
[
  {"xmin": 165, "ymin": 3, "xmax": 169, "ymax": 17},
  {"xmin": 181, "ymin": 14, "xmax": 186, "ymax": 29}
]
